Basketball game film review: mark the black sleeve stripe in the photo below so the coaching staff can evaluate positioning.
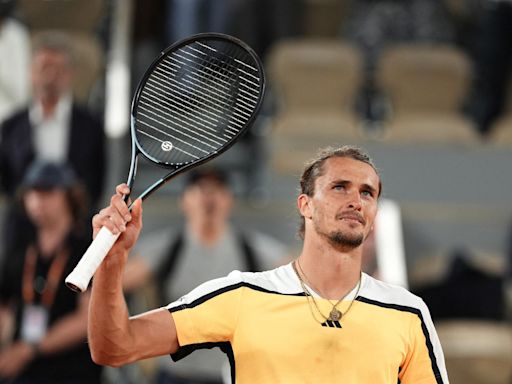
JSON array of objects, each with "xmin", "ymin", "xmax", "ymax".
[
  {"xmin": 357, "ymin": 296, "xmax": 445, "ymax": 384},
  {"xmin": 168, "ymin": 281, "xmax": 305, "ymax": 313}
]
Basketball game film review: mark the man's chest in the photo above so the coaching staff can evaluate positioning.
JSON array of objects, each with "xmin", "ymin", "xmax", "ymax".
[{"xmin": 231, "ymin": 293, "xmax": 411, "ymax": 382}]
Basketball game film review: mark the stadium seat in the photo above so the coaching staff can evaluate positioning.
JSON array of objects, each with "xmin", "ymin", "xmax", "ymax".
[
  {"xmin": 266, "ymin": 39, "xmax": 365, "ymax": 174},
  {"xmin": 375, "ymin": 44, "xmax": 479, "ymax": 145},
  {"xmin": 436, "ymin": 320, "xmax": 512, "ymax": 384},
  {"xmin": 381, "ymin": 113, "xmax": 479, "ymax": 144},
  {"xmin": 489, "ymin": 117, "xmax": 512, "ymax": 146}
]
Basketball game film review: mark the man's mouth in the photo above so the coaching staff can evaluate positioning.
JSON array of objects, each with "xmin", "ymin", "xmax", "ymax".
[{"xmin": 337, "ymin": 213, "xmax": 365, "ymax": 225}]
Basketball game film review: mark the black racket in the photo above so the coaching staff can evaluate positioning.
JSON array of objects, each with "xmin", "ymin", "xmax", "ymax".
[{"xmin": 65, "ymin": 33, "xmax": 265, "ymax": 292}]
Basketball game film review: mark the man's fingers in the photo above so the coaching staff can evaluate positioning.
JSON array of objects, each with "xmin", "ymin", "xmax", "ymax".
[
  {"xmin": 130, "ymin": 199, "xmax": 143, "ymax": 227},
  {"xmin": 115, "ymin": 183, "xmax": 130, "ymax": 196},
  {"xmin": 93, "ymin": 208, "xmax": 111, "ymax": 228},
  {"xmin": 93, "ymin": 205, "xmax": 127, "ymax": 236},
  {"xmin": 111, "ymin": 194, "xmax": 132, "ymax": 223},
  {"xmin": 92, "ymin": 184, "xmax": 135, "ymax": 237},
  {"xmin": 93, "ymin": 211, "xmax": 117, "ymax": 235}
]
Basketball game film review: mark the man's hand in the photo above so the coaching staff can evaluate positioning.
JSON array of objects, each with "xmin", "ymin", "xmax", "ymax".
[{"xmin": 92, "ymin": 184, "xmax": 143, "ymax": 266}]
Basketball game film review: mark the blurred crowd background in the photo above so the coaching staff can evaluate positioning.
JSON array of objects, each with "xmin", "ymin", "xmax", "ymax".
[{"xmin": 1, "ymin": 0, "xmax": 512, "ymax": 383}]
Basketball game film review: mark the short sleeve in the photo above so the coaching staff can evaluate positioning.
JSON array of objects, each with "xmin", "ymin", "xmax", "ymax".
[
  {"xmin": 399, "ymin": 300, "xmax": 449, "ymax": 383},
  {"xmin": 167, "ymin": 271, "xmax": 244, "ymax": 361}
]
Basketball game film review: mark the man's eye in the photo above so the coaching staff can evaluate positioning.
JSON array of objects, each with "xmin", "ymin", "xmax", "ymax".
[
  {"xmin": 333, "ymin": 185, "xmax": 345, "ymax": 191},
  {"xmin": 361, "ymin": 190, "xmax": 373, "ymax": 198}
]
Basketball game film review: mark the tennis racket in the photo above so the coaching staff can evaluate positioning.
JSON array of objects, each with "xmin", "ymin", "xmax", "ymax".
[{"xmin": 65, "ymin": 33, "xmax": 265, "ymax": 292}]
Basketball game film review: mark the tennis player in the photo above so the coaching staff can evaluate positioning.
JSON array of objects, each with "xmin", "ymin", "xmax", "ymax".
[{"xmin": 88, "ymin": 145, "xmax": 449, "ymax": 383}]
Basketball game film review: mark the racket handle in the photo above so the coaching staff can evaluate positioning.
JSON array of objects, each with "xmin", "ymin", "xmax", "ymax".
[{"xmin": 65, "ymin": 226, "xmax": 121, "ymax": 292}]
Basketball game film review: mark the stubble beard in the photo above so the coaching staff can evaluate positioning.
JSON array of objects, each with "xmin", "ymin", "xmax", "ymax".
[
  {"xmin": 328, "ymin": 230, "xmax": 364, "ymax": 249},
  {"xmin": 313, "ymin": 219, "xmax": 365, "ymax": 250}
]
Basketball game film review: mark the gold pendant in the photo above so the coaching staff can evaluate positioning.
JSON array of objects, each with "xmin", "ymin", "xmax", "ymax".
[{"xmin": 329, "ymin": 308, "xmax": 342, "ymax": 321}]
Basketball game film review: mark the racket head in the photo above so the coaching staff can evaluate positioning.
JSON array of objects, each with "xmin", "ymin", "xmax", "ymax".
[
  {"xmin": 130, "ymin": 32, "xmax": 266, "ymax": 175},
  {"xmin": 64, "ymin": 34, "xmax": 265, "ymax": 293}
]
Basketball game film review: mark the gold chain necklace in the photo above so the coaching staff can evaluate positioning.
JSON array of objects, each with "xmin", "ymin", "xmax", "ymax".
[{"xmin": 293, "ymin": 260, "xmax": 361, "ymax": 324}]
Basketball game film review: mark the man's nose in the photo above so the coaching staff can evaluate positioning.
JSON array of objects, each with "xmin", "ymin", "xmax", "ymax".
[{"xmin": 347, "ymin": 191, "xmax": 362, "ymax": 210}]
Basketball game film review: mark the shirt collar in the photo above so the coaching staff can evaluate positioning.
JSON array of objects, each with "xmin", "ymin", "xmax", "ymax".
[{"xmin": 29, "ymin": 93, "xmax": 73, "ymax": 126}]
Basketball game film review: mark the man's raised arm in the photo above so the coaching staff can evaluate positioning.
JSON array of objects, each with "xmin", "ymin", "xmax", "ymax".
[{"xmin": 88, "ymin": 184, "xmax": 179, "ymax": 367}]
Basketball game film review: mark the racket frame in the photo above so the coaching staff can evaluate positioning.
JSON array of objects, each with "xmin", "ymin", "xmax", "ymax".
[{"xmin": 126, "ymin": 32, "xmax": 266, "ymax": 203}]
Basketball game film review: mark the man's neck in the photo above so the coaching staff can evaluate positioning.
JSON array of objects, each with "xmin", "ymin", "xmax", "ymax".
[
  {"xmin": 34, "ymin": 91, "xmax": 69, "ymax": 120},
  {"xmin": 298, "ymin": 236, "xmax": 362, "ymax": 300},
  {"xmin": 40, "ymin": 98, "xmax": 59, "ymax": 119}
]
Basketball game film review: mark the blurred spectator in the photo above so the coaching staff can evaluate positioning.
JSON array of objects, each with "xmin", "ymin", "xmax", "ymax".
[
  {"xmin": 0, "ymin": 31, "xmax": 106, "ymax": 256},
  {"xmin": 0, "ymin": 161, "xmax": 102, "ymax": 384},
  {"xmin": 0, "ymin": 0, "xmax": 30, "ymax": 123},
  {"xmin": 123, "ymin": 167, "xmax": 290, "ymax": 384},
  {"xmin": 463, "ymin": 0, "xmax": 512, "ymax": 136}
]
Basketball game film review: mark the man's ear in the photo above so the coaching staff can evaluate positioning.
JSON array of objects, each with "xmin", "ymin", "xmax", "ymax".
[{"xmin": 297, "ymin": 194, "xmax": 312, "ymax": 219}]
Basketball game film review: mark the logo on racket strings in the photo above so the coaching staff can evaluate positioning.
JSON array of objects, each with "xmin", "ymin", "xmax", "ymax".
[{"xmin": 161, "ymin": 141, "xmax": 173, "ymax": 152}]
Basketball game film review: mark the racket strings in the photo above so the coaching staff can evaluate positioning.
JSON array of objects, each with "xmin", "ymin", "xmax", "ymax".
[
  {"xmin": 140, "ymin": 82, "xmax": 227, "ymax": 146},
  {"xmin": 139, "ymin": 64, "xmax": 235, "ymax": 159},
  {"xmin": 167, "ymin": 46, "xmax": 259, "ymax": 123},
  {"xmin": 150, "ymin": 61, "xmax": 240, "ymax": 127},
  {"xmin": 191, "ymin": 42, "xmax": 262, "ymax": 91},
  {"xmin": 135, "ymin": 38, "xmax": 263, "ymax": 165},
  {"xmin": 187, "ymin": 44, "xmax": 260, "ymax": 137}
]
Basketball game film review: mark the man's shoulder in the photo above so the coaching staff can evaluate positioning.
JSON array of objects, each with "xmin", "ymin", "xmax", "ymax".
[
  {"xmin": 1, "ymin": 108, "xmax": 29, "ymax": 130},
  {"xmin": 168, "ymin": 264, "xmax": 298, "ymax": 308},
  {"xmin": 1, "ymin": 109, "xmax": 30, "ymax": 147},
  {"xmin": 233, "ymin": 264, "xmax": 300, "ymax": 295},
  {"xmin": 360, "ymin": 274, "xmax": 428, "ymax": 312}
]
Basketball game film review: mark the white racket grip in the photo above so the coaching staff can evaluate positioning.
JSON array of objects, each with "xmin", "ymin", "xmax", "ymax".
[{"xmin": 65, "ymin": 226, "xmax": 121, "ymax": 292}]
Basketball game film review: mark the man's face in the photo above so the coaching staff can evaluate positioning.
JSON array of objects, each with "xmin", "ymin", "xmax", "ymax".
[
  {"xmin": 23, "ymin": 188, "xmax": 70, "ymax": 227},
  {"xmin": 31, "ymin": 48, "xmax": 72, "ymax": 102},
  {"xmin": 181, "ymin": 177, "xmax": 233, "ymax": 224},
  {"xmin": 298, "ymin": 157, "xmax": 380, "ymax": 250}
]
